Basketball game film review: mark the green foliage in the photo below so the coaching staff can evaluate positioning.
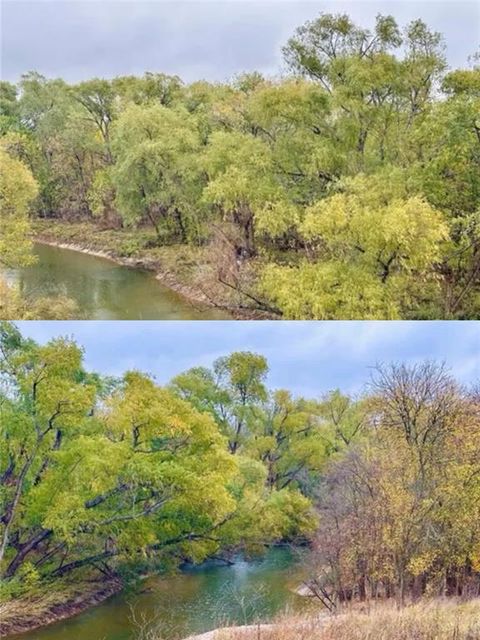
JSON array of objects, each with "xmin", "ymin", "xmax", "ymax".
[
  {"xmin": 1, "ymin": 12, "xmax": 478, "ymax": 318},
  {"xmin": 112, "ymin": 104, "xmax": 205, "ymax": 242},
  {"xmin": 2, "ymin": 329, "xmax": 476, "ymax": 606},
  {"xmin": 0, "ymin": 147, "xmax": 38, "ymax": 267},
  {"xmin": 0, "ymin": 333, "xmax": 326, "ymax": 590},
  {"xmin": 260, "ymin": 171, "xmax": 449, "ymax": 319}
]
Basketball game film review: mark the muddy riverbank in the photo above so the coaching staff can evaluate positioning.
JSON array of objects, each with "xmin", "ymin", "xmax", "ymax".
[{"xmin": 30, "ymin": 221, "xmax": 274, "ymax": 320}]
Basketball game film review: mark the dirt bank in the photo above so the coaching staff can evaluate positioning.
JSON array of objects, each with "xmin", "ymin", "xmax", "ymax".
[
  {"xmin": 34, "ymin": 236, "xmax": 224, "ymax": 312},
  {"xmin": 32, "ymin": 222, "xmax": 273, "ymax": 319},
  {"xmin": 0, "ymin": 578, "xmax": 122, "ymax": 637},
  {"xmin": 183, "ymin": 616, "xmax": 331, "ymax": 640}
]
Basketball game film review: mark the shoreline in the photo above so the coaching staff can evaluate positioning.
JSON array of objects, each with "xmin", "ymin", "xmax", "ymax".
[
  {"xmin": 33, "ymin": 236, "xmax": 231, "ymax": 316},
  {"xmin": 31, "ymin": 227, "xmax": 273, "ymax": 320},
  {"xmin": 0, "ymin": 578, "xmax": 123, "ymax": 637},
  {"xmin": 183, "ymin": 618, "xmax": 331, "ymax": 640}
]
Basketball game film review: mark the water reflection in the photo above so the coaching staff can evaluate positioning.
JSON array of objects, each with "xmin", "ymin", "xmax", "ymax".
[{"xmin": 14, "ymin": 549, "xmax": 310, "ymax": 640}]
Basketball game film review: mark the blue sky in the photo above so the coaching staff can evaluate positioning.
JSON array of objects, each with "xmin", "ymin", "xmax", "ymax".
[
  {"xmin": 2, "ymin": 0, "xmax": 479, "ymax": 83},
  {"xmin": 15, "ymin": 321, "xmax": 479, "ymax": 398}
]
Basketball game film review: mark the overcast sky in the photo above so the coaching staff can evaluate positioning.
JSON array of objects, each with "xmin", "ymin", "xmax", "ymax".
[
  {"xmin": 14, "ymin": 321, "xmax": 480, "ymax": 398},
  {"xmin": 2, "ymin": 0, "xmax": 479, "ymax": 84}
]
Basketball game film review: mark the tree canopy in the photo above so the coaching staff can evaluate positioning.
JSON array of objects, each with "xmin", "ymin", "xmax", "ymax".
[
  {"xmin": 1, "ymin": 13, "xmax": 478, "ymax": 318},
  {"xmin": 1, "ymin": 325, "xmax": 478, "ymax": 606}
]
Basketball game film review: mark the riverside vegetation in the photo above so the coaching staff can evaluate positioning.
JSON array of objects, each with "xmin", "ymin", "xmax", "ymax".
[
  {"xmin": 1, "ymin": 12, "xmax": 479, "ymax": 319},
  {"xmin": 184, "ymin": 600, "xmax": 480, "ymax": 640},
  {"xmin": 0, "ymin": 323, "xmax": 479, "ymax": 636}
]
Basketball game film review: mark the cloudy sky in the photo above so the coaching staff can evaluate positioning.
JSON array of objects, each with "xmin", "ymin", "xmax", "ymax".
[
  {"xmin": 2, "ymin": 0, "xmax": 479, "ymax": 83},
  {"xmin": 14, "ymin": 321, "xmax": 480, "ymax": 397}
]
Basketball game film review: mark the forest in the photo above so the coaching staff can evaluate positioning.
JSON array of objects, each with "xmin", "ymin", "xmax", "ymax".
[
  {"xmin": 1, "ymin": 12, "xmax": 479, "ymax": 320},
  {"xmin": 1, "ymin": 321, "xmax": 479, "ymax": 630}
]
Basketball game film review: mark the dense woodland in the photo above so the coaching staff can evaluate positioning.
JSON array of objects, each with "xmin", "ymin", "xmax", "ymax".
[
  {"xmin": 1, "ymin": 322, "xmax": 479, "ymax": 608},
  {"xmin": 1, "ymin": 13, "xmax": 479, "ymax": 319}
]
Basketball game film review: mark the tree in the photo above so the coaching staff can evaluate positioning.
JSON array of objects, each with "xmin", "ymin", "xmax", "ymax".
[
  {"xmin": 248, "ymin": 390, "xmax": 327, "ymax": 493},
  {"xmin": 260, "ymin": 171, "xmax": 449, "ymax": 319},
  {"xmin": 0, "ymin": 148, "xmax": 38, "ymax": 267},
  {"xmin": 369, "ymin": 362, "xmax": 462, "ymax": 476},
  {"xmin": 111, "ymin": 104, "xmax": 204, "ymax": 242},
  {"xmin": 72, "ymin": 79, "xmax": 116, "ymax": 162},
  {"xmin": 172, "ymin": 351, "xmax": 268, "ymax": 454},
  {"xmin": 16, "ymin": 72, "xmax": 100, "ymax": 218},
  {"xmin": 309, "ymin": 362, "xmax": 479, "ymax": 606},
  {"xmin": 171, "ymin": 352, "xmax": 318, "ymax": 548},
  {"xmin": 202, "ymin": 131, "xmax": 293, "ymax": 256},
  {"xmin": 0, "ymin": 82, "xmax": 19, "ymax": 133},
  {"xmin": 0, "ymin": 325, "xmax": 239, "ymax": 581},
  {"xmin": 317, "ymin": 389, "xmax": 367, "ymax": 451},
  {"xmin": 408, "ymin": 67, "xmax": 480, "ymax": 316},
  {"xmin": 113, "ymin": 72, "xmax": 183, "ymax": 107},
  {"xmin": 0, "ymin": 145, "xmax": 78, "ymax": 320}
]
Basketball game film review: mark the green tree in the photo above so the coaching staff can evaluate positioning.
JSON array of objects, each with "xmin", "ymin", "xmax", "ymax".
[
  {"xmin": 111, "ymin": 104, "xmax": 204, "ymax": 242},
  {"xmin": 0, "ymin": 325, "xmax": 238, "ymax": 580},
  {"xmin": 72, "ymin": 78, "xmax": 116, "ymax": 161},
  {"xmin": 248, "ymin": 390, "xmax": 327, "ymax": 493},
  {"xmin": 260, "ymin": 171, "xmax": 449, "ymax": 319},
  {"xmin": 172, "ymin": 351, "xmax": 268, "ymax": 454},
  {"xmin": 0, "ymin": 147, "xmax": 38, "ymax": 267}
]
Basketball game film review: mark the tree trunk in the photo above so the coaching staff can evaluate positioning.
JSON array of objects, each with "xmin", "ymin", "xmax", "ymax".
[{"xmin": 4, "ymin": 529, "xmax": 53, "ymax": 578}]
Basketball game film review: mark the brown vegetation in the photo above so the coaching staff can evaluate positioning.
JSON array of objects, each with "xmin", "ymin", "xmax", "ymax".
[{"xmin": 185, "ymin": 599, "xmax": 480, "ymax": 640}]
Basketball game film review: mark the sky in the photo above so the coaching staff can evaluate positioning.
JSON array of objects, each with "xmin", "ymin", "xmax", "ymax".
[
  {"xmin": 2, "ymin": 0, "xmax": 479, "ymax": 83},
  {"xmin": 14, "ymin": 321, "xmax": 480, "ymax": 398}
]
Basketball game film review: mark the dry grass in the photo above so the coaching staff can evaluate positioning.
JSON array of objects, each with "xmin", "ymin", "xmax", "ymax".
[{"xmin": 205, "ymin": 599, "xmax": 480, "ymax": 640}]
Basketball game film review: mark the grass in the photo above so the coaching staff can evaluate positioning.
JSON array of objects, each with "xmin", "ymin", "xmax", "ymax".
[
  {"xmin": 0, "ymin": 576, "xmax": 122, "ymax": 636},
  {"xmin": 207, "ymin": 599, "xmax": 480, "ymax": 640},
  {"xmin": 31, "ymin": 219, "xmax": 201, "ymax": 269}
]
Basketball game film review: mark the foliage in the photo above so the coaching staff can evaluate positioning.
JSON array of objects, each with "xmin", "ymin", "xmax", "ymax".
[
  {"xmin": 0, "ymin": 332, "xmax": 320, "ymax": 587},
  {"xmin": 1, "ymin": 328, "xmax": 478, "ymax": 609},
  {"xmin": 309, "ymin": 363, "xmax": 480, "ymax": 604},
  {"xmin": 1, "ymin": 14, "xmax": 478, "ymax": 318},
  {"xmin": 0, "ymin": 145, "xmax": 78, "ymax": 319},
  {"xmin": 0, "ymin": 147, "xmax": 38, "ymax": 268}
]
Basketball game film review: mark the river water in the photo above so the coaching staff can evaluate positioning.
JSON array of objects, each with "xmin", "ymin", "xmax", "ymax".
[
  {"xmin": 13, "ymin": 549, "xmax": 310, "ymax": 640},
  {"xmin": 3, "ymin": 243, "xmax": 228, "ymax": 320}
]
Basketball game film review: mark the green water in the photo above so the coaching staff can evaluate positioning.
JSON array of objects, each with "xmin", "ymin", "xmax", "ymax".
[
  {"xmin": 14, "ymin": 549, "xmax": 308, "ymax": 640},
  {"xmin": 4, "ymin": 243, "xmax": 229, "ymax": 320}
]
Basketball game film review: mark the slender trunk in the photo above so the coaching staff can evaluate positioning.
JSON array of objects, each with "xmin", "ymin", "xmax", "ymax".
[
  {"xmin": 229, "ymin": 421, "xmax": 243, "ymax": 454},
  {"xmin": 244, "ymin": 216, "xmax": 255, "ymax": 258},
  {"xmin": 145, "ymin": 206, "xmax": 161, "ymax": 240},
  {"xmin": 174, "ymin": 208, "xmax": 187, "ymax": 243},
  {"xmin": 4, "ymin": 528, "xmax": 52, "ymax": 578},
  {"xmin": 51, "ymin": 550, "xmax": 117, "ymax": 577},
  {"xmin": 0, "ymin": 447, "xmax": 39, "ymax": 568}
]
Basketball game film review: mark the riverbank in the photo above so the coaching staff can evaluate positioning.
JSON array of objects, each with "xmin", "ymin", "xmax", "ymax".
[
  {"xmin": 0, "ymin": 547, "xmax": 300, "ymax": 639},
  {"xmin": 182, "ymin": 598, "xmax": 480, "ymax": 640},
  {"xmin": 183, "ymin": 616, "xmax": 330, "ymax": 640},
  {"xmin": 31, "ymin": 220, "xmax": 274, "ymax": 320},
  {"xmin": 0, "ymin": 578, "xmax": 122, "ymax": 637}
]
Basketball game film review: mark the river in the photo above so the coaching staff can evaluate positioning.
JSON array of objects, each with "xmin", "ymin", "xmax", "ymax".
[
  {"xmin": 13, "ymin": 549, "xmax": 310, "ymax": 640},
  {"xmin": 3, "ymin": 243, "xmax": 229, "ymax": 320}
]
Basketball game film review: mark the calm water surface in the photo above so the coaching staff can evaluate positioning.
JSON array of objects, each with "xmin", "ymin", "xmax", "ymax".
[
  {"xmin": 15, "ymin": 549, "xmax": 309, "ymax": 640},
  {"xmin": 4, "ymin": 243, "xmax": 228, "ymax": 320}
]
